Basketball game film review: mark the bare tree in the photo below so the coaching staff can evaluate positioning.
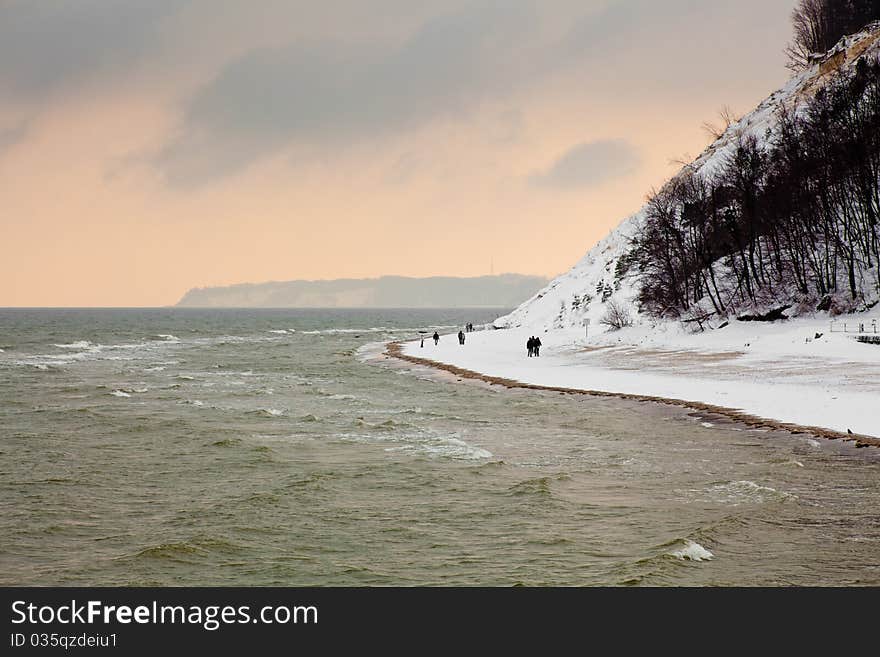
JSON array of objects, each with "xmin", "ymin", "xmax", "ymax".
[
  {"xmin": 600, "ymin": 299, "xmax": 633, "ymax": 330},
  {"xmin": 701, "ymin": 105, "xmax": 741, "ymax": 141},
  {"xmin": 786, "ymin": 0, "xmax": 880, "ymax": 70}
]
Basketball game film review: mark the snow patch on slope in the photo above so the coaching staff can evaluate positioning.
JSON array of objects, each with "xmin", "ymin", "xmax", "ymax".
[{"xmin": 496, "ymin": 24, "xmax": 880, "ymax": 333}]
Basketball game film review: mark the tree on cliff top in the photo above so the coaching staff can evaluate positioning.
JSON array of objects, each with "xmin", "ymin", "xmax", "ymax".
[{"xmin": 786, "ymin": 0, "xmax": 880, "ymax": 70}]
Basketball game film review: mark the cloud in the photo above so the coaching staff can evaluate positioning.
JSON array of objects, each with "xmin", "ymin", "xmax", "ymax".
[
  {"xmin": 154, "ymin": 0, "xmax": 540, "ymax": 185},
  {"xmin": 0, "ymin": 0, "xmax": 184, "ymax": 99},
  {"xmin": 531, "ymin": 139, "xmax": 640, "ymax": 188},
  {"xmin": 0, "ymin": 119, "xmax": 29, "ymax": 154}
]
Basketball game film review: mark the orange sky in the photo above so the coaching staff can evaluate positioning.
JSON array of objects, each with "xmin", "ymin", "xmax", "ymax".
[{"xmin": 0, "ymin": 0, "xmax": 795, "ymax": 306}]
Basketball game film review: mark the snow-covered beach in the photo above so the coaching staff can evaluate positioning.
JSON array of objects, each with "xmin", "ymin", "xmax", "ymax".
[
  {"xmin": 388, "ymin": 27, "xmax": 880, "ymax": 448},
  {"xmin": 395, "ymin": 313, "xmax": 880, "ymax": 444}
]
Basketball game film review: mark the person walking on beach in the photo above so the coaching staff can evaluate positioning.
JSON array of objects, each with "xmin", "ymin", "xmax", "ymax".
[
  {"xmin": 533, "ymin": 336, "xmax": 542, "ymax": 357},
  {"xmin": 458, "ymin": 330, "xmax": 465, "ymax": 345},
  {"xmin": 527, "ymin": 336, "xmax": 534, "ymax": 357},
  {"xmin": 420, "ymin": 335, "xmax": 425, "ymax": 348},
  {"xmin": 433, "ymin": 331, "xmax": 440, "ymax": 346}
]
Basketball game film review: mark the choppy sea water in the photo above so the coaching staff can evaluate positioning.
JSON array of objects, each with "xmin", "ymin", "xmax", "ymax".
[{"xmin": 1, "ymin": 308, "xmax": 879, "ymax": 586}]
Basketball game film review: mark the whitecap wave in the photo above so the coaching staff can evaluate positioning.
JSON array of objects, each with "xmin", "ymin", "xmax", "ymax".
[
  {"xmin": 300, "ymin": 325, "xmax": 460, "ymax": 336},
  {"xmin": 706, "ymin": 480, "xmax": 796, "ymax": 505},
  {"xmin": 54, "ymin": 340, "xmax": 95, "ymax": 349},
  {"xmin": 669, "ymin": 540, "xmax": 714, "ymax": 561},
  {"xmin": 110, "ymin": 390, "xmax": 131, "ymax": 398},
  {"xmin": 385, "ymin": 437, "xmax": 493, "ymax": 461}
]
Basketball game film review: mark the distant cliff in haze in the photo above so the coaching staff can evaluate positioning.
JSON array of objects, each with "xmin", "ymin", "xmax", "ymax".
[{"xmin": 176, "ymin": 274, "xmax": 549, "ymax": 308}]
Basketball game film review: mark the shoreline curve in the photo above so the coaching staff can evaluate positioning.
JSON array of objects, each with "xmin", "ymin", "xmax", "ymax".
[{"xmin": 384, "ymin": 341, "xmax": 880, "ymax": 449}]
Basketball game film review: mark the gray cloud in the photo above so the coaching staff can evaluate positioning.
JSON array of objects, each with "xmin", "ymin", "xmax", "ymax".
[
  {"xmin": 156, "ymin": 0, "xmax": 539, "ymax": 185},
  {"xmin": 0, "ymin": 0, "xmax": 184, "ymax": 98},
  {"xmin": 0, "ymin": 119, "xmax": 29, "ymax": 154},
  {"xmin": 531, "ymin": 139, "xmax": 640, "ymax": 188},
  {"xmin": 0, "ymin": 0, "xmax": 780, "ymax": 186},
  {"xmin": 563, "ymin": 0, "xmax": 706, "ymax": 55}
]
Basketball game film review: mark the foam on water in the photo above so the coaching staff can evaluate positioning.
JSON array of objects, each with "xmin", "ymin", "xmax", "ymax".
[
  {"xmin": 706, "ymin": 480, "xmax": 796, "ymax": 505},
  {"xmin": 55, "ymin": 341, "xmax": 95, "ymax": 350},
  {"xmin": 385, "ymin": 435, "xmax": 493, "ymax": 460},
  {"xmin": 10, "ymin": 308, "xmax": 880, "ymax": 586},
  {"xmin": 669, "ymin": 540, "xmax": 714, "ymax": 562}
]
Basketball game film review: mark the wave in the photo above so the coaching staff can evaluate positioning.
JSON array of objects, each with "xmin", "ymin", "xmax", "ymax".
[
  {"xmin": 508, "ymin": 476, "xmax": 554, "ymax": 497},
  {"xmin": 125, "ymin": 537, "xmax": 241, "ymax": 562},
  {"xmin": 299, "ymin": 325, "xmax": 460, "ymax": 336},
  {"xmin": 340, "ymin": 425, "xmax": 491, "ymax": 460},
  {"xmin": 112, "ymin": 386, "xmax": 149, "ymax": 395},
  {"xmin": 54, "ymin": 340, "xmax": 95, "ymax": 349},
  {"xmin": 249, "ymin": 408, "xmax": 285, "ymax": 418},
  {"xmin": 355, "ymin": 418, "xmax": 414, "ymax": 431},
  {"xmin": 668, "ymin": 540, "xmax": 714, "ymax": 562},
  {"xmin": 14, "ymin": 335, "xmax": 187, "ymax": 370},
  {"xmin": 385, "ymin": 436, "xmax": 492, "ymax": 460},
  {"xmin": 705, "ymin": 480, "xmax": 797, "ymax": 505}
]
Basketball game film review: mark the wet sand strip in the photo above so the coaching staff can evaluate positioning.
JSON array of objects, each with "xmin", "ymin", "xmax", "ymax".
[{"xmin": 385, "ymin": 341, "xmax": 880, "ymax": 448}]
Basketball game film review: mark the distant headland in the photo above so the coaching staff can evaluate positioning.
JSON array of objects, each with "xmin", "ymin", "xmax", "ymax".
[{"xmin": 175, "ymin": 274, "xmax": 548, "ymax": 308}]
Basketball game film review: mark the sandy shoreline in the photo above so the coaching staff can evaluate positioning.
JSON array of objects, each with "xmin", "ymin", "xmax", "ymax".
[{"xmin": 384, "ymin": 341, "xmax": 880, "ymax": 448}]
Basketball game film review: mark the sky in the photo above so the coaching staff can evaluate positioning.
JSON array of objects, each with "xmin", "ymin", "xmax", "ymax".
[{"xmin": 0, "ymin": 0, "xmax": 795, "ymax": 307}]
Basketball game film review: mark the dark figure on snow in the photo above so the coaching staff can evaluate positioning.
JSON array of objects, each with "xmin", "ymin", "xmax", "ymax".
[
  {"xmin": 527, "ymin": 336, "xmax": 534, "ymax": 357},
  {"xmin": 433, "ymin": 331, "xmax": 440, "ymax": 346},
  {"xmin": 458, "ymin": 330, "xmax": 466, "ymax": 345},
  {"xmin": 533, "ymin": 336, "xmax": 542, "ymax": 357},
  {"xmin": 420, "ymin": 336, "xmax": 425, "ymax": 348}
]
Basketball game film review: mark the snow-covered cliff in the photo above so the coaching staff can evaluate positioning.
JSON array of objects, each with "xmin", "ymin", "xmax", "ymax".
[{"xmin": 496, "ymin": 24, "xmax": 880, "ymax": 332}]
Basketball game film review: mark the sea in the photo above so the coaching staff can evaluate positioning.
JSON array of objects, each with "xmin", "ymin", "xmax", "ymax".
[{"xmin": 1, "ymin": 308, "xmax": 879, "ymax": 586}]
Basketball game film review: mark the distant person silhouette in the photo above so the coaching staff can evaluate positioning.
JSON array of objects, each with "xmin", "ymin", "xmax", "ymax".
[
  {"xmin": 527, "ymin": 336, "xmax": 534, "ymax": 357},
  {"xmin": 458, "ymin": 330, "xmax": 465, "ymax": 345},
  {"xmin": 433, "ymin": 331, "xmax": 440, "ymax": 346},
  {"xmin": 534, "ymin": 336, "xmax": 542, "ymax": 357}
]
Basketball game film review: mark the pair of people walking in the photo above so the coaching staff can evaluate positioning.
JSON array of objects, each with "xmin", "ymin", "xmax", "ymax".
[{"xmin": 526, "ymin": 335, "xmax": 541, "ymax": 357}]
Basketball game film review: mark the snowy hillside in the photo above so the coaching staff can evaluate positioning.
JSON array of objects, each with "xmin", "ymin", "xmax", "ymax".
[{"xmin": 497, "ymin": 23, "xmax": 880, "ymax": 333}]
